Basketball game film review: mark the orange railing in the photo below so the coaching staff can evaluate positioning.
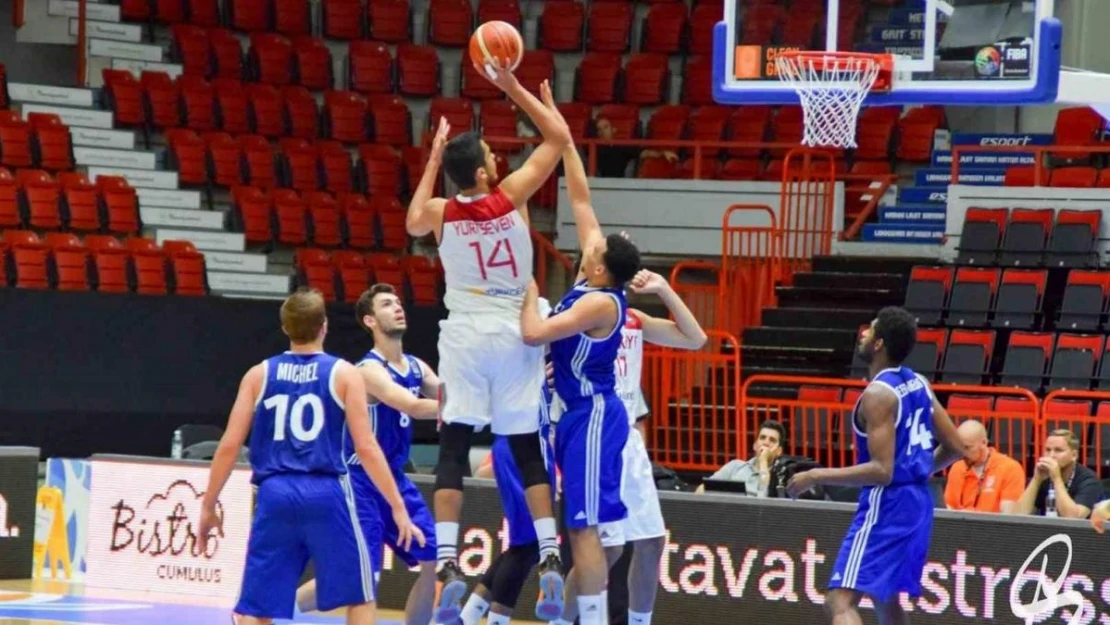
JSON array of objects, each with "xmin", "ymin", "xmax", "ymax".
[
  {"xmin": 643, "ymin": 329, "xmax": 742, "ymax": 471},
  {"xmin": 779, "ymin": 149, "xmax": 836, "ymax": 282},
  {"xmin": 530, "ymin": 228, "xmax": 575, "ymax": 296},
  {"xmin": 669, "ymin": 260, "xmax": 721, "ymax": 332},
  {"xmin": 719, "ymin": 204, "xmax": 778, "ymax": 337},
  {"xmin": 737, "ymin": 375, "xmax": 1042, "ymax": 473},
  {"xmin": 840, "ymin": 172, "xmax": 900, "ymax": 241},
  {"xmin": 950, "ymin": 143, "xmax": 1110, "ymax": 186}
]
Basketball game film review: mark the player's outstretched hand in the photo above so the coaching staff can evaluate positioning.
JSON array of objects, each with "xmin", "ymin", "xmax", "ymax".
[
  {"xmin": 628, "ymin": 269, "xmax": 668, "ymax": 295},
  {"xmin": 393, "ymin": 507, "xmax": 427, "ymax": 552},
  {"xmin": 431, "ymin": 117, "xmax": 450, "ymax": 159},
  {"xmin": 785, "ymin": 469, "xmax": 819, "ymax": 499},
  {"xmin": 475, "ymin": 57, "xmax": 520, "ymax": 92},
  {"xmin": 197, "ymin": 504, "xmax": 223, "ymax": 553},
  {"xmin": 1091, "ymin": 501, "xmax": 1110, "ymax": 534}
]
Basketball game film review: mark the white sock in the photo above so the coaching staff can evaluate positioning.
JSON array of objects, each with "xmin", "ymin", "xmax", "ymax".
[
  {"xmin": 435, "ymin": 522, "xmax": 459, "ymax": 565},
  {"xmin": 578, "ymin": 594, "xmax": 604, "ymax": 625},
  {"xmin": 551, "ymin": 619, "xmax": 573, "ymax": 625},
  {"xmin": 488, "ymin": 613, "xmax": 511, "ymax": 625},
  {"xmin": 533, "ymin": 517, "xmax": 559, "ymax": 559},
  {"xmin": 459, "ymin": 594, "xmax": 489, "ymax": 625},
  {"xmin": 629, "ymin": 610, "xmax": 652, "ymax": 624}
]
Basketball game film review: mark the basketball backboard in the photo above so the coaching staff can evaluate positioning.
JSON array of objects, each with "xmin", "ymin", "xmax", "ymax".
[{"xmin": 713, "ymin": 0, "xmax": 1064, "ymax": 106}]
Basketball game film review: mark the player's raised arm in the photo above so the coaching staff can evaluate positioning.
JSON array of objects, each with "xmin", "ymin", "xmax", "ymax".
[
  {"xmin": 521, "ymin": 280, "xmax": 618, "ymax": 346},
  {"xmin": 415, "ymin": 358, "xmax": 442, "ymax": 402},
  {"xmin": 486, "ymin": 73, "xmax": 571, "ymax": 209},
  {"xmin": 199, "ymin": 364, "xmax": 263, "ymax": 550},
  {"xmin": 360, "ymin": 360, "xmax": 439, "ymax": 419},
  {"xmin": 628, "ymin": 270, "xmax": 707, "ymax": 350},
  {"xmin": 559, "ymin": 126, "xmax": 603, "ymax": 266},
  {"xmin": 340, "ymin": 361, "xmax": 426, "ymax": 551},
  {"xmin": 786, "ymin": 387, "xmax": 897, "ymax": 497},
  {"xmin": 406, "ymin": 117, "xmax": 451, "ymax": 237}
]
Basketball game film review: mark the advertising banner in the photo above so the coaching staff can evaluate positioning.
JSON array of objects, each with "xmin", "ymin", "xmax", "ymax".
[
  {"xmin": 377, "ymin": 476, "xmax": 1110, "ymax": 625},
  {"xmin": 39, "ymin": 458, "xmax": 91, "ymax": 580},
  {"xmin": 85, "ymin": 455, "xmax": 253, "ymax": 600},
  {"xmin": 0, "ymin": 447, "xmax": 40, "ymax": 579}
]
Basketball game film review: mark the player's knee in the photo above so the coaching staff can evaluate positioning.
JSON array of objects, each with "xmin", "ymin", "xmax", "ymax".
[
  {"xmin": 633, "ymin": 536, "xmax": 666, "ymax": 563},
  {"xmin": 435, "ymin": 423, "xmax": 472, "ymax": 491},
  {"xmin": 506, "ymin": 433, "xmax": 548, "ymax": 487},
  {"xmin": 825, "ymin": 589, "xmax": 859, "ymax": 616}
]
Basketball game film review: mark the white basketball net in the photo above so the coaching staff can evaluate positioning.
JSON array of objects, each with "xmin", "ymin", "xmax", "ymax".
[{"xmin": 774, "ymin": 53, "xmax": 882, "ymax": 149}]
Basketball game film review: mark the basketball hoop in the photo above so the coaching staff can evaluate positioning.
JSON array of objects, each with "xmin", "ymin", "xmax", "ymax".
[{"xmin": 774, "ymin": 51, "xmax": 894, "ymax": 149}]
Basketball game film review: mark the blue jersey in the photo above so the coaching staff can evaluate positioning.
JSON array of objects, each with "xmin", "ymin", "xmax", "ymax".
[
  {"xmin": 549, "ymin": 281, "xmax": 628, "ymax": 405},
  {"xmin": 852, "ymin": 366, "xmax": 936, "ymax": 486},
  {"xmin": 344, "ymin": 349, "xmax": 423, "ymax": 472},
  {"xmin": 249, "ymin": 351, "xmax": 349, "ymax": 485}
]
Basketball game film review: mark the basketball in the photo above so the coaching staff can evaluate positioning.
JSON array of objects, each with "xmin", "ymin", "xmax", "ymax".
[{"xmin": 469, "ymin": 20, "xmax": 524, "ymax": 79}]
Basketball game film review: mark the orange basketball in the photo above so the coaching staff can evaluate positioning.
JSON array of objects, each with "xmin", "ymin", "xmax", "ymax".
[{"xmin": 469, "ymin": 21, "xmax": 524, "ymax": 79}]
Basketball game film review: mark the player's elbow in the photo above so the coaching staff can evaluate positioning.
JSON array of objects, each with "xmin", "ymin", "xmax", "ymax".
[
  {"xmin": 686, "ymin": 332, "xmax": 708, "ymax": 350},
  {"xmin": 543, "ymin": 121, "xmax": 572, "ymax": 147},
  {"xmin": 875, "ymin": 463, "xmax": 894, "ymax": 486},
  {"xmin": 521, "ymin": 327, "xmax": 545, "ymax": 346}
]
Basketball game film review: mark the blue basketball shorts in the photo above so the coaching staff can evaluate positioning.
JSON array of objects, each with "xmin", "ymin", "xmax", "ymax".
[
  {"xmin": 829, "ymin": 483, "xmax": 934, "ymax": 603},
  {"xmin": 491, "ymin": 431, "xmax": 556, "ymax": 546},
  {"xmin": 352, "ymin": 466, "xmax": 437, "ymax": 568},
  {"xmin": 236, "ymin": 473, "xmax": 378, "ymax": 619},
  {"xmin": 555, "ymin": 393, "xmax": 630, "ymax": 530}
]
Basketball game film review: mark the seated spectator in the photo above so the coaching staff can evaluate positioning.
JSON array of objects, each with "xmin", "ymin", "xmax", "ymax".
[
  {"xmin": 696, "ymin": 420, "xmax": 785, "ymax": 497},
  {"xmin": 595, "ymin": 117, "xmax": 676, "ymax": 178},
  {"xmin": 1014, "ymin": 429, "xmax": 1104, "ymax": 518},
  {"xmin": 943, "ymin": 420, "xmax": 1025, "ymax": 513}
]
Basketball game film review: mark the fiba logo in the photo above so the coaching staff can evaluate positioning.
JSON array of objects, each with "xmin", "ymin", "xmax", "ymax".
[{"xmin": 975, "ymin": 46, "xmax": 1002, "ymax": 77}]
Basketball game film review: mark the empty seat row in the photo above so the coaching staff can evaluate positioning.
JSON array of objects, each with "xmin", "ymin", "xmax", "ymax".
[
  {"xmin": 0, "ymin": 111, "xmax": 74, "ymax": 171},
  {"xmin": 905, "ymin": 266, "xmax": 1048, "ymax": 330},
  {"xmin": 956, "ymin": 207, "xmax": 1099, "ymax": 269},
  {"xmin": 1004, "ymin": 165, "xmax": 1110, "ymax": 189},
  {"xmin": 230, "ymin": 186, "xmax": 409, "ymax": 250},
  {"xmin": 1, "ymin": 230, "xmax": 206, "ymax": 295},
  {"xmin": 0, "ymin": 169, "xmax": 139, "ymax": 235},
  {"xmin": 293, "ymin": 247, "xmax": 441, "ymax": 304}
]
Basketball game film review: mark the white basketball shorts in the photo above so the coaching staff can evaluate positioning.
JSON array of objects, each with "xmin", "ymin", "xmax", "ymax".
[
  {"xmin": 599, "ymin": 427, "xmax": 665, "ymax": 548},
  {"xmin": 437, "ymin": 313, "xmax": 544, "ymax": 436}
]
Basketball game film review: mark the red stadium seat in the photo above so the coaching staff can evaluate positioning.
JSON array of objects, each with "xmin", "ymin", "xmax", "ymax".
[
  {"xmin": 246, "ymin": 82, "xmax": 286, "ymax": 138},
  {"xmin": 295, "ymin": 247, "xmax": 331, "ymax": 269},
  {"xmin": 367, "ymin": 252, "xmax": 405, "ymax": 289},
  {"xmin": 57, "ymin": 172, "xmax": 101, "ymax": 233},
  {"xmin": 676, "ymin": 156, "xmax": 719, "ymax": 179},
  {"xmin": 303, "ymin": 260, "xmax": 339, "ymax": 301},
  {"xmin": 587, "ymin": 2, "xmax": 633, "ymax": 52},
  {"xmin": 205, "ymin": 132, "xmax": 244, "ymax": 187},
  {"xmin": 230, "ymin": 0, "xmax": 271, "ymax": 32},
  {"xmin": 642, "ymin": 3, "xmax": 687, "ymax": 54},
  {"xmin": 855, "ymin": 107, "xmax": 897, "ymax": 160},
  {"xmin": 1004, "ymin": 166, "xmax": 1037, "ymax": 187},
  {"xmin": 127, "ymin": 238, "xmax": 169, "ymax": 296},
  {"xmin": 212, "ymin": 78, "xmax": 250, "ymax": 134},
  {"xmin": 576, "ymin": 53, "xmax": 621, "ymax": 104},
  {"xmin": 166, "ymin": 128, "xmax": 209, "ymax": 186},
  {"xmin": 540, "ymin": 2, "xmax": 585, "ymax": 52},
  {"xmin": 646, "ymin": 105, "xmax": 689, "ymax": 141},
  {"xmin": 232, "ymin": 185, "xmax": 274, "ymax": 245},
  {"xmin": 637, "ymin": 157, "xmax": 676, "ymax": 179},
  {"xmin": 1054, "ymin": 107, "xmax": 1104, "ymax": 147},
  {"xmin": 727, "ymin": 106, "xmax": 771, "ymax": 156},
  {"xmin": 623, "ymin": 54, "xmax": 668, "ymax": 105},
  {"xmin": 687, "ymin": 106, "xmax": 729, "ymax": 156},
  {"xmin": 688, "ymin": 4, "xmax": 722, "ymax": 56},
  {"xmin": 120, "ymin": 0, "xmax": 152, "ymax": 21},
  {"xmin": 279, "ymin": 138, "xmax": 321, "ymax": 192},
  {"xmin": 293, "ymin": 36, "xmax": 334, "ymax": 90},
  {"xmin": 239, "ymin": 134, "xmax": 278, "ymax": 188},
  {"xmin": 318, "ymin": 140, "xmax": 354, "ymax": 194},
  {"xmin": 557, "ymin": 102, "xmax": 593, "ymax": 140},
  {"xmin": 718, "ymin": 157, "xmax": 762, "ymax": 180},
  {"xmin": 102, "ymin": 69, "xmax": 146, "ymax": 127},
  {"xmin": 158, "ymin": 0, "xmax": 189, "ymax": 21},
  {"xmin": 171, "ymin": 24, "xmax": 212, "ymax": 78},
  {"xmin": 679, "ymin": 56, "xmax": 713, "ymax": 106},
  {"xmin": 27, "ymin": 113, "xmax": 74, "ymax": 172},
  {"xmin": 348, "ymin": 41, "xmax": 395, "ymax": 95},
  {"xmin": 428, "ymin": 0, "xmax": 474, "ymax": 47},
  {"xmin": 480, "ymin": 100, "xmax": 521, "ymax": 153},
  {"xmin": 767, "ymin": 106, "xmax": 804, "ymax": 156},
  {"xmin": 368, "ymin": 0, "xmax": 413, "ymax": 43},
  {"xmin": 84, "ymin": 234, "xmax": 131, "ymax": 292},
  {"xmin": 96, "ymin": 176, "xmax": 140, "ymax": 235},
  {"xmin": 461, "ymin": 58, "xmax": 503, "ymax": 101},
  {"xmin": 372, "ymin": 196, "xmax": 407, "ymax": 250},
  {"xmin": 142, "ymin": 71, "xmax": 182, "ymax": 129},
  {"xmin": 1050, "ymin": 166, "xmax": 1098, "ymax": 188},
  {"xmin": 304, "ymin": 191, "xmax": 343, "ymax": 247},
  {"xmin": 275, "ymin": 0, "xmax": 312, "ymax": 36},
  {"xmin": 403, "ymin": 255, "xmax": 440, "ymax": 305},
  {"xmin": 358, "ymin": 144, "xmax": 405, "ymax": 197},
  {"xmin": 0, "ymin": 168, "xmax": 20, "ymax": 229},
  {"xmin": 478, "ymin": 0, "xmax": 522, "ymax": 28},
  {"xmin": 370, "ymin": 96, "xmax": 413, "ymax": 147},
  {"xmin": 596, "ymin": 103, "xmax": 641, "ymax": 139},
  {"xmin": 188, "ymin": 0, "xmax": 221, "ymax": 26},
  {"xmin": 210, "ymin": 28, "xmax": 246, "ymax": 80},
  {"xmin": 323, "ymin": 0, "xmax": 365, "ymax": 40},
  {"xmin": 324, "ymin": 91, "xmax": 371, "ymax": 144},
  {"xmin": 273, "ymin": 189, "xmax": 309, "ymax": 246},
  {"xmin": 283, "ymin": 85, "xmax": 321, "ymax": 140},
  {"xmin": 402, "ymin": 146, "xmax": 441, "ymax": 198},
  {"xmin": 46, "ymin": 232, "xmax": 91, "ymax": 291},
  {"xmin": 429, "ymin": 97, "xmax": 474, "ymax": 139},
  {"xmin": 162, "ymin": 240, "xmax": 208, "ymax": 295},
  {"xmin": 17, "ymin": 169, "xmax": 62, "ymax": 230},
  {"xmin": 336, "ymin": 251, "xmax": 371, "ymax": 303},
  {"xmin": 178, "ymin": 75, "xmax": 217, "ymax": 131},
  {"xmin": 6, "ymin": 230, "xmax": 49, "ymax": 289},
  {"xmin": 397, "ymin": 44, "xmax": 440, "ymax": 97},
  {"xmin": 515, "ymin": 50, "xmax": 555, "ymax": 97},
  {"xmin": 250, "ymin": 33, "xmax": 295, "ymax": 86},
  {"xmin": 340, "ymin": 192, "xmax": 377, "ymax": 249}
]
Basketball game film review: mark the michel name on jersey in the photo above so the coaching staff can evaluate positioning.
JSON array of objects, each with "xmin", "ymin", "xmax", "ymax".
[{"xmin": 276, "ymin": 362, "xmax": 320, "ymax": 384}]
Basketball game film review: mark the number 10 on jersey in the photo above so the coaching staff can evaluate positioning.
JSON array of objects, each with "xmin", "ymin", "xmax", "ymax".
[{"xmin": 469, "ymin": 238, "xmax": 518, "ymax": 280}]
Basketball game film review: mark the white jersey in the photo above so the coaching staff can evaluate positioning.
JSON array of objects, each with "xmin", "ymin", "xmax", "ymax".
[
  {"xmin": 616, "ymin": 312, "xmax": 648, "ymax": 423},
  {"xmin": 439, "ymin": 188, "xmax": 533, "ymax": 318}
]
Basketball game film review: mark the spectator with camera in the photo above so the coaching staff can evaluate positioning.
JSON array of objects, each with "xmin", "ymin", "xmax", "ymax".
[
  {"xmin": 1014, "ymin": 429, "xmax": 1103, "ymax": 518},
  {"xmin": 696, "ymin": 420, "xmax": 823, "ymax": 499}
]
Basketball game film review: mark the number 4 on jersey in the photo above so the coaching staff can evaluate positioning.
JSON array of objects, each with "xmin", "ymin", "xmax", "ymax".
[
  {"xmin": 906, "ymin": 407, "xmax": 934, "ymax": 454},
  {"xmin": 469, "ymin": 238, "xmax": 518, "ymax": 280}
]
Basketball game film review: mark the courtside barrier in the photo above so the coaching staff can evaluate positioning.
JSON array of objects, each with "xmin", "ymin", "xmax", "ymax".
[
  {"xmin": 0, "ymin": 446, "xmax": 39, "ymax": 579},
  {"xmin": 1042, "ymin": 389, "xmax": 1110, "ymax": 469},
  {"xmin": 740, "ymin": 376, "xmax": 1041, "ymax": 471}
]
